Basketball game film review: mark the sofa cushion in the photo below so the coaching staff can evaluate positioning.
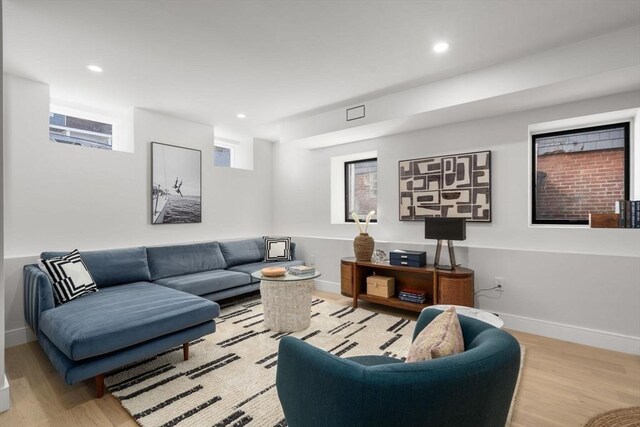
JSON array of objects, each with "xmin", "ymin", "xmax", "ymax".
[
  {"xmin": 153, "ymin": 270, "xmax": 251, "ymax": 296},
  {"xmin": 220, "ymin": 238, "xmax": 298, "ymax": 268},
  {"xmin": 406, "ymin": 307, "xmax": 464, "ymax": 362},
  {"xmin": 39, "ymin": 282, "xmax": 219, "ymax": 361},
  {"xmin": 147, "ymin": 242, "xmax": 227, "ymax": 281},
  {"xmin": 41, "ymin": 247, "xmax": 151, "ymax": 288},
  {"xmin": 219, "ymin": 238, "xmax": 264, "ymax": 268},
  {"xmin": 229, "ymin": 259, "xmax": 305, "ymax": 282}
]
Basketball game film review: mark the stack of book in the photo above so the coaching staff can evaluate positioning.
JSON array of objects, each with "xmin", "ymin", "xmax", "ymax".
[
  {"xmin": 616, "ymin": 200, "xmax": 640, "ymax": 228},
  {"xmin": 288, "ymin": 265, "xmax": 316, "ymax": 277},
  {"xmin": 398, "ymin": 287, "xmax": 426, "ymax": 304}
]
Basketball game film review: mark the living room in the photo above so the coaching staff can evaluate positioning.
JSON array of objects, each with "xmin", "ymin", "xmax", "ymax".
[{"xmin": 1, "ymin": 1, "xmax": 639, "ymax": 426}]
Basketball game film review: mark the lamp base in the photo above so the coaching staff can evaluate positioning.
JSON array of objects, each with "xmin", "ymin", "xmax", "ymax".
[
  {"xmin": 434, "ymin": 240, "xmax": 460, "ymax": 270},
  {"xmin": 434, "ymin": 264, "xmax": 454, "ymax": 271}
]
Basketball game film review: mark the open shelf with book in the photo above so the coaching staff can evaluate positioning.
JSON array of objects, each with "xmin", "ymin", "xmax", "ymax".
[{"xmin": 341, "ymin": 258, "xmax": 474, "ymax": 313}]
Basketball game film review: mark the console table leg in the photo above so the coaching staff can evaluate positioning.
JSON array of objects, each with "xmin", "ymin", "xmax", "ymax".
[{"xmin": 183, "ymin": 342, "xmax": 189, "ymax": 361}]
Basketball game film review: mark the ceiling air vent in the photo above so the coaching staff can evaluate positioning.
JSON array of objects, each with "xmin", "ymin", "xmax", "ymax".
[{"xmin": 346, "ymin": 105, "xmax": 365, "ymax": 122}]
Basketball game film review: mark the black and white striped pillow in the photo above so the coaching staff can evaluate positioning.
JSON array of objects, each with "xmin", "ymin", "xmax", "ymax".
[
  {"xmin": 39, "ymin": 249, "xmax": 98, "ymax": 304},
  {"xmin": 263, "ymin": 236, "xmax": 292, "ymax": 262}
]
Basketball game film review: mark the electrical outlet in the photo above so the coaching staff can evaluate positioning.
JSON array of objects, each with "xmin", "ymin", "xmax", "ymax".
[{"xmin": 494, "ymin": 277, "xmax": 505, "ymax": 292}]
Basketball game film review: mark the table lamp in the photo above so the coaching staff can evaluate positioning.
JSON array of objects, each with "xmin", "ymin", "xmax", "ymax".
[{"xmin": 424, "ymin": 217, "xmax": 466, "ymax": 270}]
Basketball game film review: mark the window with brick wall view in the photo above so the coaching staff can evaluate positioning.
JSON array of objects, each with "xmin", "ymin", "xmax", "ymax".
[
  {"xmin": 345, "ymin": 158, "xmax": 377, "ymax": 222},
  {"xmin": 532, "ymin": 122, "xmax": 630, "ymax": 225}
]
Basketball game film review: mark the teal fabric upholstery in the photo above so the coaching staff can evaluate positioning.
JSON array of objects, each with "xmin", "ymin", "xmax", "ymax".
[
  {"xmin": 39, "ymin": 282, "xmax": 219, "ymax": 361},
  {"xmin": 219, "ymin": 238, "xmax": 298, "ymax": 267},
  {"xmin": 219, "ymin": 238, "xmax": 264, "ymax": 267},
  {"xmin": 154, "ymin": 269, "xmax": 251, "ymax": 296},
  {"xmin": 199, "ymin": 282, "xmax": 261, "ymax": 302},
  {"xmin": 41, "ymin": 247, "xmax": 151, "ymax": 288},
  {"xmin": 38, "ymin": 321, "xmax": 215, "ymax": 385},
  {"xmin": 228, "ymin": 259, "xmax": 305, "ymax": 282},
  {"xmin": 276, "ymin": 309, "xmax": 521, "ymax": 427},
  {"xmin": 147, "ymin": 242, "xmax": 227, "ymax": 280},
  {"xmin": 23, "ymin": 265, "xmax": 56, "ymax": 334}
]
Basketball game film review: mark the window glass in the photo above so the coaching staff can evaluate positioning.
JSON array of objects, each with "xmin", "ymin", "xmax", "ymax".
[
  {"xmin": 49, "ymin": 111, "xmax": 113, "ymax": 150},
  {"xmin": 214, "ymin": 145, "xmax": 232, "ymax": 167},
  {"xmin": 345, "ymin": 158, "xmax": 378, "ymax": 222},
  {"xmin": 532, "ymin": 122, "xmax": 629, "ymax": 224}
]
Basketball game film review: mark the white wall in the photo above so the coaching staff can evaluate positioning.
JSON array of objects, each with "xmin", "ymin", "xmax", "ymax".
[
  {"xmin": 274, "ymin": 91, "xmax": 640, "ymax": 354},
  {"xmin": 0, "ymin": 10, "xmax": 10, "ymax": 410},
  {"xmin": 3, "ymin": 74, "xmax": 274, "ymax": 344}
]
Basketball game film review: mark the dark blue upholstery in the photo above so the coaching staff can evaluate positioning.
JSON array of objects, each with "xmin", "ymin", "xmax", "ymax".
[
  {"xmin": 26, "ymin": 237, "xmax": 301, "ymax": 392},
  {"xmin": 276, "ymin": 309, "xmax": 521, "ymax": 427},
  {"xmin": 38, "ymin": 321, "xmax": 215, "ymax": 385},
  {"xmin": 219, "ymin": 238, "xmax": 298, "ymax": 267},
  {"xmin": 228, "ymin": 259, "xmax": 305, "ymax": 282},
  {"xmin": 147, "ymin": 242, "xmax": 227, "ymax": 280},
  {"xmin": 218, "ymin": 238, "xmax": 265, "ymax": 267},
  {"xmin": 41, "ymin": 247, "xmax": 151, "ymax": 288},
  {"xmin": 39, "ymin": 282, "xmax": 219, "ymax": 361},
  {"xmin": 154, "ymin": 269, "xmax": 251, "ymax": 295}
]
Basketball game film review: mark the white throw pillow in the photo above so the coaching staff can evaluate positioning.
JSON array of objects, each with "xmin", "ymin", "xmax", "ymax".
[
  {"xmin": 39, "ymin": 249, "xmax": 98, "ymax": 304},
  {"xmin": 263, "ymin": 236, "xmax": 292, "ymax": 262}
]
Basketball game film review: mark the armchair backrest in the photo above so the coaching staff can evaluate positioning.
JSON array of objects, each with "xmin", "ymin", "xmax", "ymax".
[{"xmin": 277, "ymin": 309, "xmax": 520, "ymax": 427}]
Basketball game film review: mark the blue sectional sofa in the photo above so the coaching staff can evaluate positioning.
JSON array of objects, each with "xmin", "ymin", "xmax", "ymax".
[{"xmin": 24, "ymin": 237, "xmax": 303, "ymax": 397}]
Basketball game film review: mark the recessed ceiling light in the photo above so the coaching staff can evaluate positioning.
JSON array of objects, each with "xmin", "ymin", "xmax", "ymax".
[
  {"xmin": 87, "ymin": 64, "xmax": 103, "ymax": 73},
  {"xmin": 433, "ymin": 42, "xmax": 450, "ymax": 53},
  {"xmin": 237, "ymin": 113, "xmax": 246, "ymax": 119}
]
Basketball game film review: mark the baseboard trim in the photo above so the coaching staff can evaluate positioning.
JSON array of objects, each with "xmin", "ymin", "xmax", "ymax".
[
  {"xmin": 0, "ymin": 374, "xmax": 10, "ymax": 412},
  {"xmin": 313, "ymin": 279, "xmax": 340, "ymax": 294},
  {"xmin": 494, "ymin": 311, "xmax": 640, "ymax": 355},
  {"xmin": 311, "ymin": 279, "xmax": 640, "ymax": 355},
  {"xmin": 5, "ymin": 326, "xmax": 36, "ymax": 348}
]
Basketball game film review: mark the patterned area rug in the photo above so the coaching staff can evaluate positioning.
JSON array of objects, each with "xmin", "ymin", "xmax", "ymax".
[
  {"xmin": 106, "ymin": 297, "xmax": 523, "ymax": 427},
  {"xmin": 105, "ymin": 297, "xmax": 414, "ymax": 426}
]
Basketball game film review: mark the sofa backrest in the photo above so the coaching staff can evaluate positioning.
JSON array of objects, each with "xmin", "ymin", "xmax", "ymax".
[
  {"xmin": 40, "ymin": 247, "xmax": 151, "ymax": 288},
  {"xmin": 218, "ymin": 238, "xmax": 264, "ymax": 267},
  {"xmin": 146, "ymin": 241, "xmax": 227, "ymax": 280},
  {"xmin": 218, "ymin": 237, "xmax": 297, "ymax": 267}
]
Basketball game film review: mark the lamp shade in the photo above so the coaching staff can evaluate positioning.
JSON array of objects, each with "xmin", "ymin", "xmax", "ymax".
[{"xmin": 425, "ymin": 217, "xmax": 467, "ymax": 241}]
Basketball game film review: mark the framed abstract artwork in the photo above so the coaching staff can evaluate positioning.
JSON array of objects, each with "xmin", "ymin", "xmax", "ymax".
[
  {"xmin": 151, "ymin": 142, "xmax": 202, "ymax": 224},
  {"xmin": 399, "ymin": 150, "xmax": 491, "ymax": 222}
]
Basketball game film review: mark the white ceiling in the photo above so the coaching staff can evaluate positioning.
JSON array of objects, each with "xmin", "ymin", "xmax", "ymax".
[{"xmin": 4, "ymin": 0, "xmax": 640, "ymax": 141}]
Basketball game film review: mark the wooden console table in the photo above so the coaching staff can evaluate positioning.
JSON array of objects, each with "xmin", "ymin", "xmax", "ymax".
[{"xmin": 341, "ymin": 257, "xmax": 474, "ymax": 313}]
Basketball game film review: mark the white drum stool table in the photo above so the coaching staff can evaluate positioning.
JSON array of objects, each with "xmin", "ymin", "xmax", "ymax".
[
  {"xmin": 427, "ymin": 304, "xmax": 504, "ymax": 329},
  {"xmin": 251, "ymin": 270, "xmax": 321, "ymax": 332}
]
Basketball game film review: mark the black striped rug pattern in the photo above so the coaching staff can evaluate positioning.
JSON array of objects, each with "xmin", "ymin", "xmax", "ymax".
[{"xmin": 105, "ymin": 298, "xmax": 415, "ymax": 426}]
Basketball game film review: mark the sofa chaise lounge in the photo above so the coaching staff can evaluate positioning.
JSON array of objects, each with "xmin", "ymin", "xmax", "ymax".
[{"xmin": 24, "ymin": 237, "xmax": 303, "ymax": 397}]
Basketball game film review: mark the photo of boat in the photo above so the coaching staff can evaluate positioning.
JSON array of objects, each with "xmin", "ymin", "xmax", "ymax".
[{"xmin": 151, "ymin": 142, "xmax": 202, "ymax": 224}]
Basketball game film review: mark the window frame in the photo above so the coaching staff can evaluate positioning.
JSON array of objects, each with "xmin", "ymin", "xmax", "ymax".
[
  {"xmin": 344, "ymin": 157, "xmax": 378, "ymax": 223},
  {"xmin": 213, "ymin": 140, "xmax": 236, "ymax": 168},
  {"xmin": 531, "ymin": 121, "xmax": 631, "ymax": 226}
]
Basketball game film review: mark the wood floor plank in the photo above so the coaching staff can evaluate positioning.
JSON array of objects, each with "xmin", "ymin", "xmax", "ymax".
[{"xmin": 1, "ymin": 290, "xmax": 638, "ymax": 427}]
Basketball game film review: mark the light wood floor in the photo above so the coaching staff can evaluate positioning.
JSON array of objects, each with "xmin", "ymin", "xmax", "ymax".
[{"xmin": 2, "ymin": 291, "xmax": 639, "ymax": 426}]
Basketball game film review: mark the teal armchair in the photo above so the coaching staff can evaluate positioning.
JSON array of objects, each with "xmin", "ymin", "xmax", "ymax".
[{"xmin": 276, "ymin": 308, "xmax": 521, "ymax": 427}]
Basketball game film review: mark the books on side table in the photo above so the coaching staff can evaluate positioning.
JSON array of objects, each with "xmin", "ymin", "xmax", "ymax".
[
  {"xmin": 288, "ymin": 265, "xmax": 316, "ymax": 276},
  {"xmin": 398, "ymin": 287, "xmax": 426, "ymax": 304}
]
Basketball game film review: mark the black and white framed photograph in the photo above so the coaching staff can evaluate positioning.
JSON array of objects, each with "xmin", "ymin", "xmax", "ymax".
[
  {"xmin": 151, "ymin": 142, "xmax": 202, "ymax": 224},
  {"xmin": 399, "ymin": 150, "xmax": 491, "ymax": 222}
]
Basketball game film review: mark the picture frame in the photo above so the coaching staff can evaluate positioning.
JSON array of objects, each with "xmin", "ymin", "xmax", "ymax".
[
  {"xmin": 151, "ymin": 142, "xmax": 202, "ymax": 224},
  {"xmin": 399, "ymin": 150, "xmax": 491, "ymax": 222}
]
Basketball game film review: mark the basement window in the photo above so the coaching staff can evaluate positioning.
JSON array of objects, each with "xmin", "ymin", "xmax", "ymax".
[
  {"xmin": 49, "ymin": 106, "xmax": 114, "ymax": 150},
  {"xmin": 345, "ymin": 158, "xmax": 378, "ymax": 223},
  {"xmin": 531, "ymin": 122, "xmax": 630, "ymax": 225},
  {"xmin": 214, "ymin": 140, "xmax": 236, "ymax": 168}
]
